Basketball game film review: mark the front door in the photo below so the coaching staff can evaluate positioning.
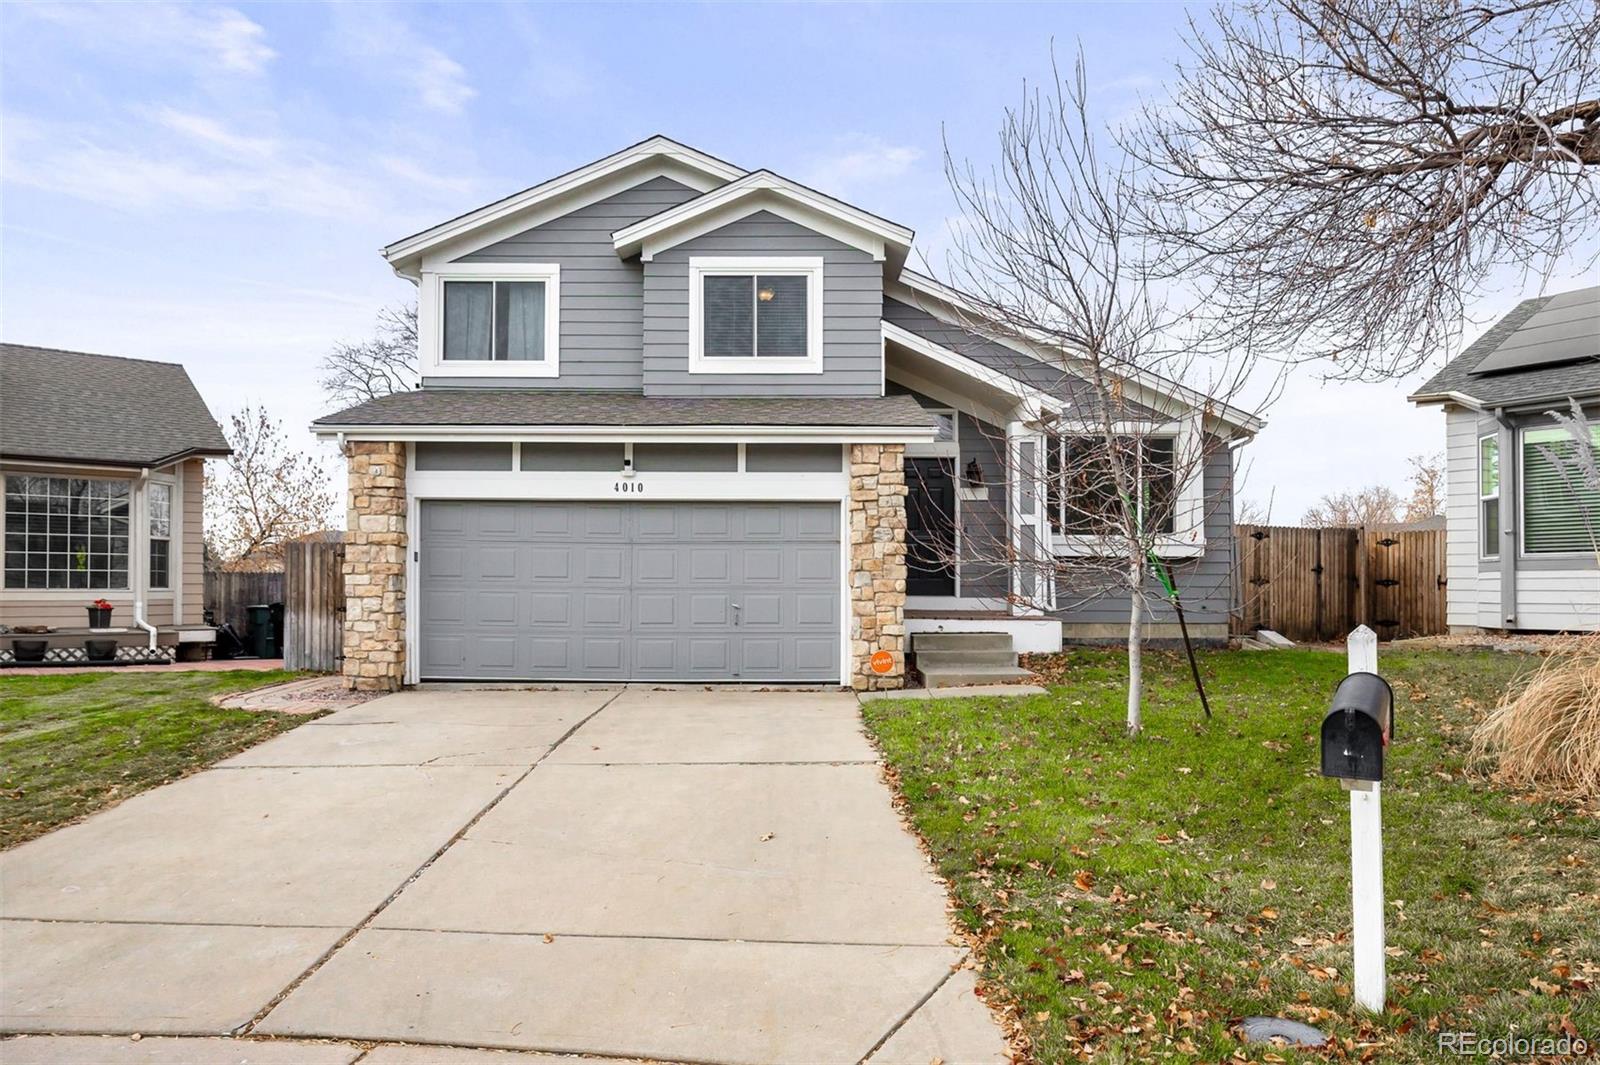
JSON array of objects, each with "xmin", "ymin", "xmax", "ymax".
[{"xmin": 906, "ymin": 457, "xmax": 957, "ymax": 596}]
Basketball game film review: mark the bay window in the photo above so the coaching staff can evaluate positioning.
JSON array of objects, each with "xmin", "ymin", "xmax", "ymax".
[
  {"xmin": 1479, "ymin": 434, "xmax": 1499, "ymax": 558},
  {"xmin": 1046, "ymin": 434, "xmax": 1178, "ymax": 537},
  {"xmin": 1521, "ymin": 425, "xmax": 1600, "ymax": 554},
  {"xmin": 689, "ymin": 257, "xmax": 823, "ymax": 373},
  {"xmin": 3, "ymin": 476, "xmax": 130, "ymax": 590}
]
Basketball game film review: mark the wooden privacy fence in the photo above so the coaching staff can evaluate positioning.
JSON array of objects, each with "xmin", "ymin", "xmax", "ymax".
[
  {"xmin": 1233, "ymin": 524, "xmax": 1447, "ymax": 642},
  {"xmin": 282, "ymin": 540, "xmax": 345, "ymax": 671},
  {"xmin": 203, "ymin": 569, "xmax": 283, "ymax": 636}
]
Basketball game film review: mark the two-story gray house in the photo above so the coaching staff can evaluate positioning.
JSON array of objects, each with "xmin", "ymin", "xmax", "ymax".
[{"xmin": 315, "ymin": 136, "xmax": 1260, "ymax": 691}]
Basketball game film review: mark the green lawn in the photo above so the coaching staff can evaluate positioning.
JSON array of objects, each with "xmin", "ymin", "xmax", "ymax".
[
  {"xmin": 862, "ymin": 647, "xmax": 1599, "ymax": 1062},
  {"xmin": 1, "ymin": 669, "xmax": 312, "ymax": 848}
]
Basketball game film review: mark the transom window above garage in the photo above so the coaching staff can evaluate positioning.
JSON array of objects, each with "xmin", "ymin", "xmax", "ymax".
[{"xmin": 689, "ymin": 257, "xmax": 823, "ymax": 374}]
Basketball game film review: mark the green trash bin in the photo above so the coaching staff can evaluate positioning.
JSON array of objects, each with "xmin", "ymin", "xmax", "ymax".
[{"xmin": 245, "ymin": 604, "xmax": 278, "ymax": 658}]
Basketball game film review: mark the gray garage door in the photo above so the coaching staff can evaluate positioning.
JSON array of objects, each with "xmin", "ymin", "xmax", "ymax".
[{"xmin": 418, "ymin": 500, "xmax": 840, "ymax": 682}]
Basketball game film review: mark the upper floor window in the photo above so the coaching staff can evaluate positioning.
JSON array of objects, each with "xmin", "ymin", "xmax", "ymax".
[
  {"xmin": 3, "ymin": 476, "xmax": 130, "ymax": 590},
  {"xmin": 1522, "ymin": 424, "xmax": 1600, "ymax": 555},
  {"xmin": 422, "ymin": 263, "xmax": 560, "ymax": 378},
  {"xmin": 688, "ymin": 257, "xmax": 823, "ymax": 374}
]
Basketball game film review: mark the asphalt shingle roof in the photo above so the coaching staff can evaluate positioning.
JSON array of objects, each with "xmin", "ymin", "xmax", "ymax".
[
  {"xmin": 314, "ymin": 389, "xmax": 939, "ymax": 429},
  {"xmin": 1, "ymin": 344, "xmax": 232, "ymax": 468},
  {"xmin": 1410, "ymin": 286, "xmax": 1600, "ymax": 408}
]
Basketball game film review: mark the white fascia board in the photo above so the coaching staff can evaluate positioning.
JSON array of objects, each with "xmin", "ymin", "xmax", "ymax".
[
  {"xmin": 383, "ymin": 137, "xmax": 746, "ymax": 276},
  {"xmin": 889, "ymin": 272, "xmax": 1267, "ymax": 438},
  {"xmin": 882, "ymin": 321, "xmax": 1063, "ymax": 413},
  {"xmin": 613, "ymin": 171, "xmax": 913, "ymax": 262},
  {"xmin": 1407, "ymin": 389, "xmax": 1485, "ymax": 410},
  {"xmin": 313, "ymin": 423, "xmax": 937, "ymax": 444}
]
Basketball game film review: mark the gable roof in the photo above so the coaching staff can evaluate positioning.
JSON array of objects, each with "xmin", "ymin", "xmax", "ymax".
[
  {"xmin": 0, "ymin": 343, "xmax": 231, "ymax": 468},
  {"xmin": 888, "ymin": 270, "xmax": 1266, "ymax": 438},
  {"xmin": 1409, "ymin": 286, "xmax": 1600, "ymax": 410},
  {"xmin": 611, "ymin": 170, "xmax": 914, "ymax": 269},
  {"xmin": 382, "ymin": 135, "xmax": 746, "ymax": 275}
]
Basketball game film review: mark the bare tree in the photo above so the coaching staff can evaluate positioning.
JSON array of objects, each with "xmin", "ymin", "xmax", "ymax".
[
  {"xmin": 319, "ymin": 303, "xmax": 419, "ymax": 406},
  {"xmin": 929, "ymin": 53, "xmax": 1277, "ymax": 733},
  {"xmin": 1131, "ymin": 0, "xmax": 1600, "ymax": 380},
  {"xmin": 1403, "ymin": 451, "xmax": 1447, "ymax": 522},
  {"xmin": 1302, "ymin": 485, "xmax": 1402, "ymax": 527},
  {"xmin": 205, "ymin": 406, "xmax": 338, "ymax": 566},
  {"xmin": 1236, "ymin": 498, "xmax": 1274, "ymax": 524}
]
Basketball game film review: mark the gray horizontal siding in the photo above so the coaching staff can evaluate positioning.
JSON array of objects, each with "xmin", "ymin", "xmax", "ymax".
[
  {"xmin": 441, "ymin": 176, "xmax": 700, "ymax": 392},
  {"xmin": 644, "ymin": 211, "xmax": 883, "ymax": 397}
]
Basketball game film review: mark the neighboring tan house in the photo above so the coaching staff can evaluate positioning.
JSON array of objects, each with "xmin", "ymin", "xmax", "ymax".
[
  {"xmin": 1409, "ymin": 285, "xmax": 1600, "ymax": 633},
  {"xmin": 315, "ymin": 136, "xmax": 1261, "ymax": 691},
  {"xmin": 0, "ymin": 344, "xmax": 231, "ymax": 662}
]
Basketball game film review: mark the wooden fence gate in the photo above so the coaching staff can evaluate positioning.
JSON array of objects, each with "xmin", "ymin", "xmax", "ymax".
[
  {"xmin": 1233, "ymin": 524, "xmax": 1446, "ymax": 642},
  {"xmin": 283, "ymin": 540, "xmax": 345, "ymax": 671}
]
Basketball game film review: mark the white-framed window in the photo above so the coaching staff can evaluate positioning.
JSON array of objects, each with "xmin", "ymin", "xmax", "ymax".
[
  {"xmin": 3, "ymin": 475, "xmax": 131, "ymax": 590},
  {"xmin": 1478, "ymin": 433, "xmax": 1500, "ymax": 559},
  {"xmin": 1520, "ymin": 424, "xmax": 1600, "ymax": 555},
  {"xmin": 688, "ymin": 256, "xmax": 824, "ymax": 374},
  {"xmin": 148, "ymin": 481, "xmax": 172, "ymax": 590},
  {"xmin": 420, "ymin": 262, "xmax": 560, "ymax": 378},
  {"xmin": 1046, "ymin": 434, "xmax": 1178, "ymax": 537}
]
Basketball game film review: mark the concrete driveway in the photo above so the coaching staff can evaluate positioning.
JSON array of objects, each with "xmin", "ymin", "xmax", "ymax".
[{"xmin": 0, "ymin": 687, "xmax": 1007, "ymax": 1065}]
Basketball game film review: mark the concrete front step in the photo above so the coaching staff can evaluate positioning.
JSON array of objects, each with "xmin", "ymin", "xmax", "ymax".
[
  {"xmin": 914, "ymin": 649, "xmax": 1020, "ymax": 669},
  {"xmin": 910, "ymin": 631, "xmax": 1014, "ymax": 652},
  {"xmin": 921, "ymin": 665, "xmax": 1037, "ymax": 689}
]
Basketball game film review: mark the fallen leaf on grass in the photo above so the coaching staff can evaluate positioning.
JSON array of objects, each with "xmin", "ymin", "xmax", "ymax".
[{"xmin": 1074, "ymin": 870, "xmax": 1096, "ymax": 892}]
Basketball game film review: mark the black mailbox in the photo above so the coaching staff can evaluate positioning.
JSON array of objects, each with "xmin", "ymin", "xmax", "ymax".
[{"xmin": 1320, "ymin": 672, "xmax": 1395, "ymax": 783}]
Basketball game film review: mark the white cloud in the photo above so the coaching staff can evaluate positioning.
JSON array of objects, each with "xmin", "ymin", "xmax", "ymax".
[
  {"xmin": 803, "ymin": 136, "xmax": 924, "ymax": 198},
  {"xmin": 330, "ymin": 7, "xmax": 476, "ymax": 115},
  {"xmin": 22, "ymin": 3, "xmax": 275, "ymax": 75}
]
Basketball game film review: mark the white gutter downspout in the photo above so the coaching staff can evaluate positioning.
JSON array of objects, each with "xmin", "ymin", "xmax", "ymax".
[{"xmin": 134, "ymin": 468, "xmax": 158, "ymax": 651}]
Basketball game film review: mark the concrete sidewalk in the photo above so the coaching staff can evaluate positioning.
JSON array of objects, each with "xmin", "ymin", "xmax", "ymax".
[{"xmin": 0, "ymin": 687, "xmax": 1008, "ymax": 1064}]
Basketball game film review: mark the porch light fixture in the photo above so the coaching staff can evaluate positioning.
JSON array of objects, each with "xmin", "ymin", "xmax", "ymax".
[{"xmin": 965, "ymin": 458, "xmax": 985, "ymax": 489}]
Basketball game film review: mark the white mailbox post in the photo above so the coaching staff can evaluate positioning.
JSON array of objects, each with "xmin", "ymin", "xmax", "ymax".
[{"xmin": 1345, "ymin": 625, "xmax": 1385, "ymax": 1013}]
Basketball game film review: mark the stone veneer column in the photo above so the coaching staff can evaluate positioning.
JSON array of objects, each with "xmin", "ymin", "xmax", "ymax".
[
  {"xmin": 343, "ymin": 441, "xmax": 407, "ymax": 691},
  {"xmin": 848, "ymin": 443, "xmax": 908, "ymax": 690}
]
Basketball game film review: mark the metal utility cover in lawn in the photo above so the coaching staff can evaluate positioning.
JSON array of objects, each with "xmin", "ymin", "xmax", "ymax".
[{"xmin": 418, "ymin": 500, "xmax": 840, "ymax": 682}]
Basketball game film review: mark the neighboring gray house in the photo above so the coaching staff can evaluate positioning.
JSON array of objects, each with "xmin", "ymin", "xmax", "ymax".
[
  {"xmin": 315, "ymin": 136, "xmax": 1261, "ymax": 691},
  {"xmin": 1410, "ymin": 286, "xmax": 1600, "ymax": 633},
  {"xmin": 0, "ymin": 344, "xmax": 231, "ymax": 661}
]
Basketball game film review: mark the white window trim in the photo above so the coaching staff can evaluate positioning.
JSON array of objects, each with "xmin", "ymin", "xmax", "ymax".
[
  {"xmin": 419, "ymin": 261, "xmax": 561, "ymax": 379},
  {"xmin": 0, "ymin": 471, "xmax": 140, "ymax": 594},
  {"xmin": 1479, "ymin": 432, "xmax": 1500, "ymax": 561},
  {"xmin": 1517, "ymin": 424, "xmax": 1600, "ymax": 559},
  {"xmin": 147, "ymin": 477, "xmax": 174, "ymax": 594},
  {"xmin": 1048, "ymin": 416, "xmax": 1207, "ymax": 559},
  {"xmin": 687, "ymin": 256, "xmax": 824, "ymax": 375}
]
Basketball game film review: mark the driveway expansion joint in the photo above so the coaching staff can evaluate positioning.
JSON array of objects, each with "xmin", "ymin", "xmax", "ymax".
[{"xmin": 236, "ymin": 688, "xmax": 626, "ymax": 1037}]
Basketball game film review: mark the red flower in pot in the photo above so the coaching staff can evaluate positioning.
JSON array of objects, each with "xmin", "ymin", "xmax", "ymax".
[{"xmin": 87, "ymin": 599, "xmax": 115, "ymax": 628}]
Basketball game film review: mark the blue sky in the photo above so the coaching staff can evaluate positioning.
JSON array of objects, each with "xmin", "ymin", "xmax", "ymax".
[{"xmin": 3, "ymin": 1, "xmax": 1592, "ymax": 519}]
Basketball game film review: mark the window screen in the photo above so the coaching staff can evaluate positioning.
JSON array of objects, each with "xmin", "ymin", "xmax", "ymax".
[
  {"xmin": 1522, "ymin": 426, "xmax": 1600, "ymax": 553},
  {"xmin": 444, "ymin": 280, "xmax": 546, "ymax": 361},
  {"xmin": 701, "ymin": 272, "xmax": 809, "ymax": 359}
]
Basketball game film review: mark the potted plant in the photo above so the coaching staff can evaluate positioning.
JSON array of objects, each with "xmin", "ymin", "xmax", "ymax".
[{"xmin": 86, "ymin": 598, "xmax": 114, "ymax": 628}]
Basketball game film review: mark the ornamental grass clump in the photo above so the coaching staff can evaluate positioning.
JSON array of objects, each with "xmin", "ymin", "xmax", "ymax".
[{"xmin": 1472, "ymin": 636, "xmax": 1600, "ymax": 799}]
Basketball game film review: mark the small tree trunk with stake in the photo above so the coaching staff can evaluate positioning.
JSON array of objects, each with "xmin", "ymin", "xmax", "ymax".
[{"xmin": 1126, "ymin": 556, "xmax": 1144, "ymax": 735}]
